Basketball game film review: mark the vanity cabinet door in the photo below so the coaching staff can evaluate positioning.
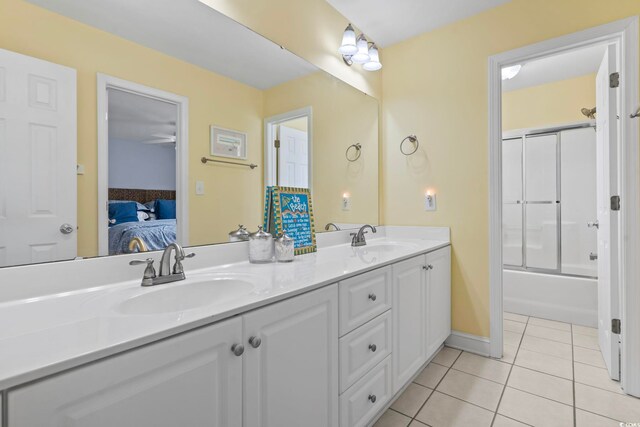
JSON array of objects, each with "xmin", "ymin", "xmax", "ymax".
[
  {"xmin": 392, "ymin": 254, "xmax": 428, "ymax": 393},
  {"xmin": 243, "ymin": 284, "xmax": 339, "ymax": 427},
  {"xmin": 8, "ymin": 317, "xmax": 243, "ymax": 427},
  {"xmin": 426, "ymin": 246, "xmax": 452, "ymax": 357}
]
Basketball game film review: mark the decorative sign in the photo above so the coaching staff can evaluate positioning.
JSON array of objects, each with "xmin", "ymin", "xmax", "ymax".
[
  {"xmin": 263, "ymin": 186, "xmax": 316, "ymax": 255},
  {"xmin": 210, "ymin": 126, "xmax": 247, "ymax": 160}
]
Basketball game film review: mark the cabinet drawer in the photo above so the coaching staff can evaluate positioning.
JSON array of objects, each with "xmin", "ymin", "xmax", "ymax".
[
  {"xmin": 339, "ymin": 266, "xmax": 392, "ymax": 336},
  {"xmin": 339, "ymin": 310, "xmax": 392, "ymax": 393},
  {"xmin": 339, "ymin": 355, "xmax": 392, "ymax": 427}
]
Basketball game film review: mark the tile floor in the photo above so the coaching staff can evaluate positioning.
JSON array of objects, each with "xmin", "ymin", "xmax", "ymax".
[{"xmin": 374, "ymin": 312, "xmax": 640, "ymax": 427}]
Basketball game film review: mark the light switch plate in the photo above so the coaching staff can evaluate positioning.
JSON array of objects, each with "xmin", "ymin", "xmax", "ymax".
[
  {"xmin": 76, "ymin": 164, "xmax": 85, "ymax": 175},
  {"xmin": 195, "ymin": 180, "xmax": 205, "ymax": 195},
  {"xmin": 425, "ymin": 194, "xmax": 437, "ymax": 211},
  {"xmin": 342, "ymin": 196, "xmax": 351, "ymax": 211}
]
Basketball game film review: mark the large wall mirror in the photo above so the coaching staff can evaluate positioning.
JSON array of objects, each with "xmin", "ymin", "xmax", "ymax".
[{"xmin": 0, "ymin": 0, "xmax": 379, "ymax": 268}]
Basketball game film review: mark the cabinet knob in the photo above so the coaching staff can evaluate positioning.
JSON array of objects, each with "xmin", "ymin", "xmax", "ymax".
[
  {"xmin": 368, "ymin": 293, "xmax": 377, "ymax": 301},
  {"xmin": 369, "ymin": 344, "xmax": 377, "ymax": 352},
  {"xmin": 422, "ymin": 265, "xmax": 428, "ymax": 270},
  {"xmin": 427, "ymin": 264, "xmax": 434, "ymax": 270},
  {"xmin": 248, "ymin": 336, "xmax": 262, "ymax": 348},
  {"xmin": 368, "ymin": 394, "xmax": 377, "ymax": 403},
  {"xmin": 231, "ymin": 343, "xmax": 244, "ymax": 356}
]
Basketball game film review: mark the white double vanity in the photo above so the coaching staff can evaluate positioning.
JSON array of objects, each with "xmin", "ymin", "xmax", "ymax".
[{"xmin": 0, "ymin": 226, "xmax": 450, "ymax": 427}]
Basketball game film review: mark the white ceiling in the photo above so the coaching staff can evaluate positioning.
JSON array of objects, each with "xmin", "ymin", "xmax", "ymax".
[
  {"xmin": 502, "ymin": 44, "xmax": 607, "ymax": 92},
  {"xmin": 108, "ymin": 89, "xmax": 177, "ymax": 144},
  {"xmin": 326, "ymin": 0, "xmax": 512, "ymax": 47},
  {"xmin": 26, "ymin": 0, "xmax": 317, "ymax": 90}
]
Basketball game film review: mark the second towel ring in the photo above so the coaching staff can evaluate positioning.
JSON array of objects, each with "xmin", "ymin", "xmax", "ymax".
[
  {"xmin": 346, "ymin": 143, "xmax": 362, "ymax": 162},
  {"xmin": 400, "ymin": 135, "xmax": 419, "ymax": 156}
]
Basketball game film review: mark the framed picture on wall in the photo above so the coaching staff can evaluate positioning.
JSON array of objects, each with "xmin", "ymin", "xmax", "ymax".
[{"xmin": 210, "ymin": 126, "xmax": 247, "ymax": 160}]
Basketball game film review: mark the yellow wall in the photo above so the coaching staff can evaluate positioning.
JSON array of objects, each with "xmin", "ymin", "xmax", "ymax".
[
  {"xmin": 381, "ymin": 0, "xmax": 640, "ymax": 337},
  {"xmin": 198, "ymin": 0, "xmax": 382, "ymax": 99},
  {"xmin": 1, "ymin": 0, "xmax": 265, "ymax": 255},
  {"xmin": 503, "ymin": 74, "xmax": 596, "ymax": 131},
  {"xmin": 264, "ymin": 72, "xmax": 379, "ymax": 228}
]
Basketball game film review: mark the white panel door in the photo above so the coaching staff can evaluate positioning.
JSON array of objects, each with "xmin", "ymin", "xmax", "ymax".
[
  {"xmin": 8, "ymin": 317, "xmax": 244, "ymax": 427},
  {"xmin": 279, "ymin": 125, "xmax": 308, "ymax": 188},
  {"xmin": 426, "ymin": 246, "xmax": 452, "ymax": 357},
  {"xmin": 392, "ymin": 254, "xmax": 427, "ymax": 393},
  {"xmin": 595, "ymin": 44, "xmax": 620, "ymax": 380},
  {"xmin": 243, "ymin": 284, "xmax": 339, "ymax": 427},
  {"xmin": 0, "ymin": 48, "xmax": 77, "ymax": 267}
]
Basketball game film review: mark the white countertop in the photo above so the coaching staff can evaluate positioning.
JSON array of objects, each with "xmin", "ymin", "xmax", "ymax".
[{"xmin": 0, "ymin": 226, "xmax": 449, "ymax": 390}]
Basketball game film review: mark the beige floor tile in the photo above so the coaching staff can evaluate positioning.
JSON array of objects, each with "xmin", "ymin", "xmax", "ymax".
[
  {"xmin": 503, "ymin": 330, "xmax": 523, "ymax": 347},
  {"xmin": 575, "ymin": 383, "xmax": 640, "ymax": 421},
  {"xmin": 573, "ymin": 346, "xmax": 606, "ymax": 368},
  {"xmin": 414, "ymin": 362, "xmax": 448, "ymax": 389},
  {"xmin": 572, "ymin": 324, "xmax": 598, "ymax": 337},
  {"xmin": 501, "ymin": 344, "xmax": 518, "ymax": 364},
  {"xmin": 574, "ymin": 362, "xmax": 623, "ymax": 394},
  {"xmin": 408, "ymin": 421, "xmax": 428, "ymax": 427},
  {"xmin": 452, "ymin": 352, "xmax": 511, "ymax": 384},
  {"xmin": 507, "ymin": 365, "xmax": 573, "ymax": 405},
  {"xmin": 415, "ymin": 391, "xmax": 494, "ymax": 427},
  {"xmin": 492, "ymin": 414, "xmax": 529, "ymax": 427},
  {"xmin": 432, "ymin": 346, "xmax": 462, "ymax": 367},
  {"xmin": 373, "ymin": 409, "xmax": 412, "ymax": 427},
  {"xmin": 525, "ymin": 324, "xmax": 572, "ymax": 344},
  {"xmin": 519, "ymin": 334, "xmax": 573, "ymax": 360},
  {"xmin": 514, "ymin": 348, "xmax": 573, "ymax": 380},
  {"xmin": 504, "ymin": 312, "xmax": 529, "ymax": 324},
  {"xmin": 504, "ymin": 319, "xmax": 526, "ymax": 334},
  {"xmin": 391, "ymin": 383, "xmax": 433, "ymax": 417},
  {"xmin": 573, "ymin": 332, "xmax": 600, "ymax": 350},
  {"xmin": 498, "ymin": 387, "xmax": 574, "ymax": 427},
  {"xmin": 575, "ymin": 409, "xmax": 621, "ymax": 426},
  {"xmin": 436, "ymin": 369, "xmax": 504, "ymax": 411},
  {"xmin": 529, "ymin": 317, "xmax": 572, "ymax": 332}
]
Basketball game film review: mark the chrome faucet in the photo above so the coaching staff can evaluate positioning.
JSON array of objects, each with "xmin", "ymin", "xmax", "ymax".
[
  {"xmin": 129, "ymin": 243, "xmax": 195, "ymax": 286},
  {"xmin": 325, "ymin": 222, "xmax": 341, "ymax": 231},
  {"xmin": 351, "ymin": 224, "xmax": 377, "ymax": 247}
]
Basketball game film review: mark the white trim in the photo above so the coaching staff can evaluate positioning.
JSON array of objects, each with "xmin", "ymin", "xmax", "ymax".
[
  {"xmin": 96, "ymin": 74, "xmax": 189, "ymax": 256},
  {"xmin": 488, "ymin": 17, "xmax": 640, "ymax": 396},
  {"xmin": 445, "ymin": 331, "xmax": 491, "ymax": 357},
  {"xmin": 263, "ymin": 106, "xmax": 313, "ymax": 191}
]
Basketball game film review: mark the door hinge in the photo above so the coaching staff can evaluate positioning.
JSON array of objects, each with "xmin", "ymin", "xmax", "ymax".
[
  {"xmin": 610, "ymin": 72, "xmax": 620, "ymax": 88},
  {"xmin": 611, "ymin": 195, "xmax": 621, "ymax": 211},
  {"xmin": 612, "ymin": 318, "xmax": 621, "ymax": 334}
]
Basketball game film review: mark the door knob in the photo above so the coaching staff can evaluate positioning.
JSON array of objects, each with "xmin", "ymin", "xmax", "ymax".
[
  {"xmin": 589, "ymin": 252, "xmax": 598, "ymax": 261},
  {"xmin": 587, "ymin": 221, "xmax": 599, "ymax": 229},
  {"xmin": 59, "ymin": 223, "xmax": 74, "ymax": 234},
  {"xmin": 231, "ymin": 344, "xmax": 244, "ymax": 356},
  {"xmin": 248, "ymin": 336, "xmax": 262, "ymax": 348}
]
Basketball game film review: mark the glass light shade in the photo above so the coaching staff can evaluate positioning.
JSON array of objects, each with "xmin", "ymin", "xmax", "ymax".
[
  {"xmin": 351, "ymin": 35, "xmax": 370, "ymax": 64},
  {"xmin": 502, "ymin": 64, "xmax": 522, "ymax": 80},
  {"xmin": 363, "ymin": 45, "xmax": 382, "ymax": 71},
  {"xmin": 338, "ymin": 24, "xmax": 358, "ymax": 56}
]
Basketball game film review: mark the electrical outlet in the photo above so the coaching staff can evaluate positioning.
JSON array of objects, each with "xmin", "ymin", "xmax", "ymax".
[
  {"xmin": 425, "ymin": 193, "xmax": 437, "ymax": 211},
  {"xmin": 342, "ymin": 195, "xmax": 351, "ymax": 211},
  {"xmin": 195, "ymin": 181, "xmax": 205, "ymax": 195},
  {"xmin": 76, "ymin": 164, "xmax": 85, "ymax": 175}
]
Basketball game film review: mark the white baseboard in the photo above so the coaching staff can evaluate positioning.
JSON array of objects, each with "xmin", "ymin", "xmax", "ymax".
[{"xmin": 445, "ymin": 331, "xmax": 491, "ymax": 357}]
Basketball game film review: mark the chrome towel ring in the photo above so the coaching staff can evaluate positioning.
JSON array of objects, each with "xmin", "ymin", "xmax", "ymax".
[
  {"xmin": 345, "ymin": 143, "xmax": 362, "ymax": 162},
  {"xmin": 400, "ymin": 135, "xmax": 419, "ymax": 156}
]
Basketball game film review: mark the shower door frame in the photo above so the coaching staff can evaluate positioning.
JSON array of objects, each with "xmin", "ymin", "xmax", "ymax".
[{"xmin": 502, "ymin": 122, "xmax": 596, "ymax": 278}]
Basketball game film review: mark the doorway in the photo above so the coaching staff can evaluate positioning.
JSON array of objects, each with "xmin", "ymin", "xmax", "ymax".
[
  {"xmin": 488, "ymin": 18, "xmax": 640, "ymax": 397},
  {"xmin": 97, "ymin": 74, "xmax": 189, "ymax": 255},
  {"xmin": 264, "ymin": 107, "xmax": 312, "ymax": 190}
]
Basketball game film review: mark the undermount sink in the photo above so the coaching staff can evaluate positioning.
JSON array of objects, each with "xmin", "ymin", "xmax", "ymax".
[
  {"xmin": 116, "ymin": 278, "xmax": 255, "ymax": 315},
  {"xmin": 361, "ymin": 241, "xmax": 419, "ymax": 252}
]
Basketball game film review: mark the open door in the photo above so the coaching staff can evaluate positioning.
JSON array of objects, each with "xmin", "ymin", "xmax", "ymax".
[{"xmin": 595, "ymin": 44, "xmax": 620, "ymax": 381}]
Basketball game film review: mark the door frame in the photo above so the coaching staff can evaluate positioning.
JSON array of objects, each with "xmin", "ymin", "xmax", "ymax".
[
  {"xmin": 263, "ymin": 106, "xmax": 313, "ymax": 191},
  {"xmin": 487, "ymin": 17, "xmax": 640, "ymax": 396},
  {"xmin": 96, "ymin": 74, "xmax": 189, "ymax": 256}
]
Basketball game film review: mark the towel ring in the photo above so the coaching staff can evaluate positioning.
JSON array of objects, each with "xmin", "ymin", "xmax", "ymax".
[
  {"xmin": 345, "ymin": 143, "xmax": 362, "ymax": 162},
  {"xmin": 400, "ymin": 135, "xmax": 419, "ymax": 156}
]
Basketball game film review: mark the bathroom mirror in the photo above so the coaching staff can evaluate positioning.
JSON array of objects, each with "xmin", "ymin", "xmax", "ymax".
[{"xmin": 0, "ymin": 0, "xmax": 379, "ymax": 268}]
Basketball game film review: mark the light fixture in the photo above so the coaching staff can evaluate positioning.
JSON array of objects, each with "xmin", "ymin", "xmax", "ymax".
[
  {"xmin": 338, "ymin": 24, "xmax": 358, "ymax": 56},
  {"xmin": 501, "ymin": 64, "xmax": 522, "ymax": 80},
  {"xmin": 363, "ymin": 44, "xmax": 382, "ymax": 71},
  {"xmin": 339, "ymin": 24, "xmax": 381, "ymax": 71}
]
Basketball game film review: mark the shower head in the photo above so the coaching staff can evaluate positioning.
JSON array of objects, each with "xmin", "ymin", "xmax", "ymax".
[{"xmin": 581, "ymin": 107, "xmax": 596, "ymax": 119}]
